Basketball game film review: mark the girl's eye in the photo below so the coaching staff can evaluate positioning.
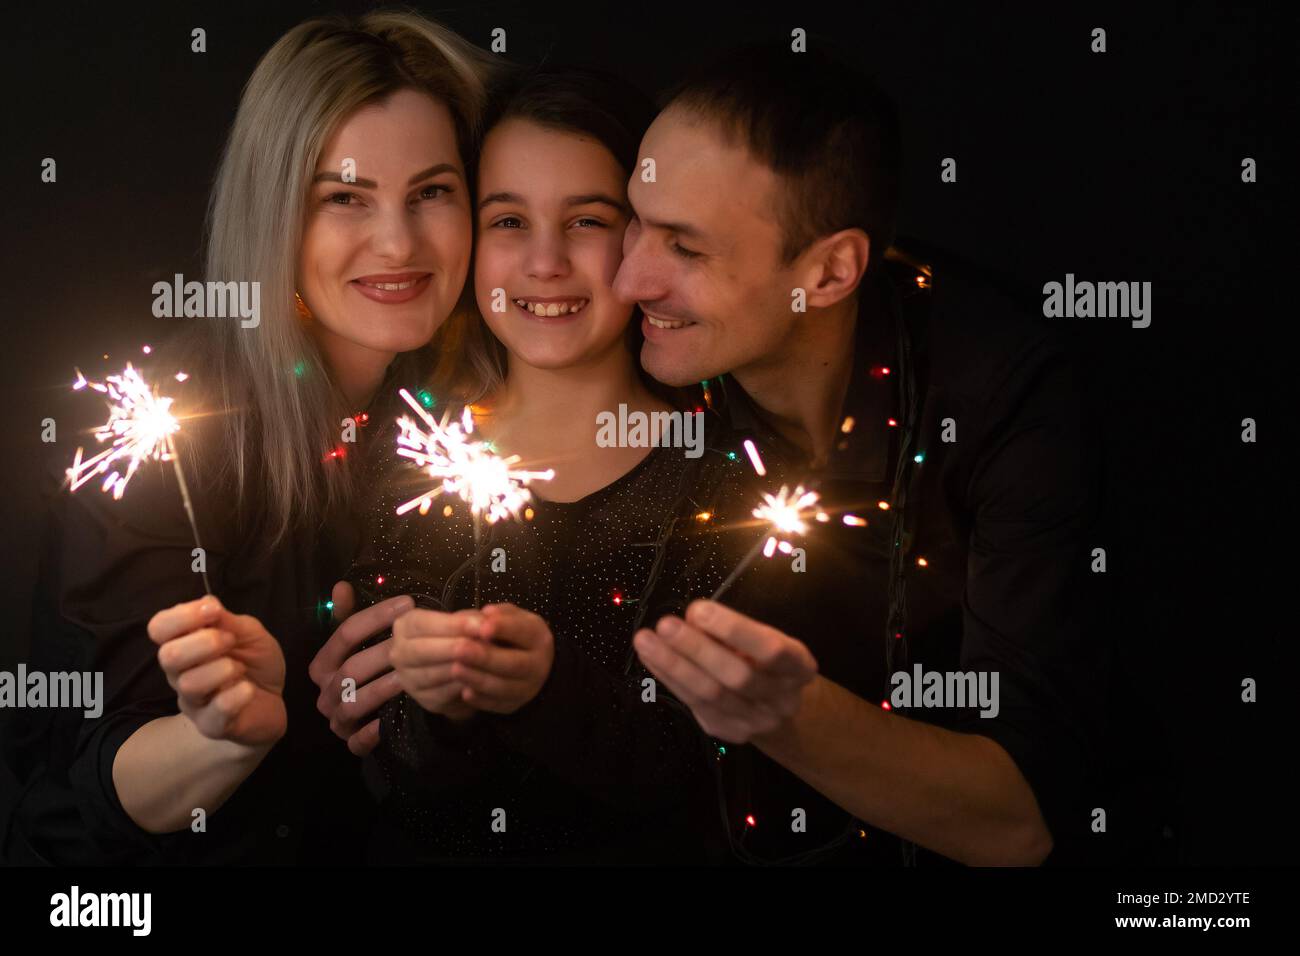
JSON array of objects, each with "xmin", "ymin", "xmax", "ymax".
[
  {"xmin": 671, "ymin": 241, "xmax": 701, "ymax": 260},
  {"xmin": 491, "ymin": 216, "xmax": 524, "ymax": 229},
  {"xmin": 572, "ymin": 217, "xmax": 606, "ymax": 229}
]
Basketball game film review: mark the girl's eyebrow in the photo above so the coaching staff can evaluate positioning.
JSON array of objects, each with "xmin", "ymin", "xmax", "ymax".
[
  {"xmin": 564, "ymin": 193, "xmax": 626, "ymax": 211},
  {"xmin": 478, "ymin": 191, "xmax": 627, "ymax": 212}
]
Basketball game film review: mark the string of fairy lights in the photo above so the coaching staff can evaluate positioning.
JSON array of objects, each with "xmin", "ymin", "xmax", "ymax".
[{"xmin": 61, "ymin": 263, "xmax": 932, "ymax": 865}]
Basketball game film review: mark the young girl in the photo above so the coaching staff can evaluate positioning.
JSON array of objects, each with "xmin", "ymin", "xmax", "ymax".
[{"xmin": 348, "ymin": 67, "xmax": 732, "ymax": 863}]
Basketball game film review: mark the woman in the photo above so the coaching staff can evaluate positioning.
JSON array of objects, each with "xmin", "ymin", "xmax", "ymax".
[
  {"xmin": 347, "ymin": 66, "xmax": 734, "ymax": 864},
  {"xmin": 5, "ymin": 11, "xmax": 497, "ymax": 864}
]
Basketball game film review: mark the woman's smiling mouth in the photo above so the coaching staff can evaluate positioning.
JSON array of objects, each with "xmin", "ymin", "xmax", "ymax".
[{"xmin": 350, "ymin": 272, "xmax": 433, "ymax": 303}]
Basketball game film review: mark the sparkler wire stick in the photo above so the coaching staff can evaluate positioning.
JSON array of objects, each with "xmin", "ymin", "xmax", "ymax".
[
  {"xmin": 711, "ymin": 484, "xmax": 820, "ymax": 601},
  {"xmin": 165, "ymin": 432, "xmax": 212, "ymax": 595},
  {"xmin": 472, "ymin": 509, "xmax": 482, "ymax": 608},
  {"xmin": 711, "ymin": 532, "xmax": 770, "ymax": 601}
]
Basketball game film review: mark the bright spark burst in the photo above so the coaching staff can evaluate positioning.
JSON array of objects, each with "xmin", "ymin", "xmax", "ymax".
[
  {"xmin": 752, "ymin": 484, "xmax": 820, "ymax": 555},
  {"xmin": 67, "ymin": 363, "xmax": 182, "ymax": 499},
  {"xmin": 393, "ymin": 388, "xmax": 554, "ymax": 522}
]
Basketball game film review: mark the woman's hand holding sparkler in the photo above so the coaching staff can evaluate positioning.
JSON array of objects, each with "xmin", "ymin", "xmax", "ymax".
[
  {"xmin": 148, "ymin": 596, "xmax": 287, "ymax": 747},
  {"xmin": 310, "ymin": 582, "xmax": 416, "ymax": 756}
]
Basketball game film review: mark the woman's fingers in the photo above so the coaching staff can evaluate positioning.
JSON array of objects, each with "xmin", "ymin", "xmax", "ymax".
[
  {"xmin": 330, "ymin": 581, "xmax": 356, "ymax": 623},
  {"xmin": 330, "ymin": 670, "xmax": 403, "ymax": 739},
  {"xmin": 148, "ymin": 596, "xmax": 223, "ymax": 645},
  {"xmin": 348, "ymin": 718, "xmax": 380, "ymax": 757},
  {"xmin": 309, "ymin": 594, "xmax": 414, "ymax": 687},
  {"xmin": 332, "ymin": 637, "xmax": 394, "ymax": 688},
  {"xmin": 157, "ymin": 628, "xmax": 235, "ymax": 682},
  {"xmin": 187, "ymin": 679, "xmax": 255, "ymax": 739},
  {"xmin": 176, "ymin": 655, "xmax": 247, "ymax": 704}
]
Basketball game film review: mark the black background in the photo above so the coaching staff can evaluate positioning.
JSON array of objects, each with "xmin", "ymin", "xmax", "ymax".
[{"xmin": 1, "ymin": 0, "xmax": 1289, "ymax": 866}]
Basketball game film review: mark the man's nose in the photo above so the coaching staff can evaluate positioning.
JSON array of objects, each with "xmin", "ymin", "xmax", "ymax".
[{"xmin": 613, "ymin": 243, "xmax": 655, "ymax": 305}]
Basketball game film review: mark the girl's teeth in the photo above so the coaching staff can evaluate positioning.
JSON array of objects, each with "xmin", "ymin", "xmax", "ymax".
[{"xmin": 513, "ymin": 298, "xmax": 588, "ymax": 316}]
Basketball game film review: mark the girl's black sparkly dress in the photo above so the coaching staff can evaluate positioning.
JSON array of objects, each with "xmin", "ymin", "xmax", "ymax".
[{"xmin": 347, "ymin": 415, "xmax": 739, "ymax": 864}]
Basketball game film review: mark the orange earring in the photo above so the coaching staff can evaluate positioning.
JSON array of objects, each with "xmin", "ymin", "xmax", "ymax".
[{"xmin": 294, "ymin": 291, "xmax": 313, "ymax": 320}]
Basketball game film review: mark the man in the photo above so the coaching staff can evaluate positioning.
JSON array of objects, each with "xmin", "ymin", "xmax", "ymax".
[{"xmin": 616, "ymin": 41, "xmax": 1106, "ymax": 865}]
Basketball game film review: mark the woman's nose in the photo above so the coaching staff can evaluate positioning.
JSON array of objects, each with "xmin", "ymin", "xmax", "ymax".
[{"xmin": 369, "ymin": 206, "xmax": 419, "ymax": 263}]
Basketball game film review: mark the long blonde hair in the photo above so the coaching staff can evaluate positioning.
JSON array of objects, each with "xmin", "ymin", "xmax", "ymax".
[{"xmin": 200, "ymin": 10, "xmax": 500, "ymax": 545}]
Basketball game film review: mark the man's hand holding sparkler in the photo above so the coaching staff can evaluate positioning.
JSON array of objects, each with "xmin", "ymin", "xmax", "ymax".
[
  {"xmin": 148, "ymin": 596, "xmax": 287, "ymax": 747},
  {"xmin": 633, "ymin": 600, "xmax": 818, "ymax": 744}
]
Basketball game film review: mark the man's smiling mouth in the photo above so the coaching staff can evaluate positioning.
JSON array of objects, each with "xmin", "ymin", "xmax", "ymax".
[{"xmin": 644, "ymin": 309, "xmax": 694, "ymax": 330}]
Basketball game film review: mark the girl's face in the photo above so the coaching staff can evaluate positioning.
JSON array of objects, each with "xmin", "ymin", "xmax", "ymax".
[
  {"xmin": 473, "ymin": 118, "xmax": 634, "ymax": 372},
  {"xmin": 299, "ymin": 88, "xmax": 472, "ymax": 361}
]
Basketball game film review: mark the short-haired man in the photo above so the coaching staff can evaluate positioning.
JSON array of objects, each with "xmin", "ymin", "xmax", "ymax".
[{"xmin": 618, "ymin": 42, "xmax": 1104, "ymax": 865}]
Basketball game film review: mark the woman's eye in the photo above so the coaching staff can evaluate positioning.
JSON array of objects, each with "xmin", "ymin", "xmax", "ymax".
[
  {"xmin": 324, "ymin": 192, "xmax": 357, "ymax": 206},
  {"xmin": 671, "ymin": 241, "xmax": 701, "ymax": 260},
  {"xmin": 418, "ymin": 184, "xmax": 451, "ymax": 201},
  {"xmin": 572, "ymin": 217, "xmax": 606, "ymax": 229}
]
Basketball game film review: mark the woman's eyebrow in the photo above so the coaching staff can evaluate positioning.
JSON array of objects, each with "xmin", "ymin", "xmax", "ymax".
[
  {"xmin": 406, "ymin": 162, "xmax": 462, "ymax": 185},
  {"xmin": 311, "ymin": 162, "xmax": 462, "ymax": 189}
]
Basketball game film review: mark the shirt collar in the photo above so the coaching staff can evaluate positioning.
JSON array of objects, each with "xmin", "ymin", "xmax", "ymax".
[{"xmin": 713, "ymin": 267, "xmax": 903, "ymax": 484}]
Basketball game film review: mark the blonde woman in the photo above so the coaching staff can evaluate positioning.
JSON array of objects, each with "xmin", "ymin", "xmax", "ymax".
[{"xmin": 9, "ymin": 11, "xmax": 497, "ymax": 864}]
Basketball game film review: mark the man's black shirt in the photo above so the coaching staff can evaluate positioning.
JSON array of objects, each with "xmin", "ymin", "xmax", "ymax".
[{"xmin": 657, "ymin": 251, "xmax": 1106, "ymax": 865}]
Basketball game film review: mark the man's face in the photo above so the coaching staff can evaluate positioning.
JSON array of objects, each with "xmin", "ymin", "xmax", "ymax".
[{"xmin": 613, "ymin": 108, "xmax": 800, "ymax": 386}]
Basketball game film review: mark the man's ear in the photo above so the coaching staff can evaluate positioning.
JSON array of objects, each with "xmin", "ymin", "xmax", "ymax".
[{"xmin": 799, "ymin": 228, "xmax": 871, "ymax": 309}]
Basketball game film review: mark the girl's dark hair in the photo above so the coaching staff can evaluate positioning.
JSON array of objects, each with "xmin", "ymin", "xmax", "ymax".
[
  {"xmin": 484, "ymin": 64, "xmax": 657, "ymax": 174},
  {"xmin": 434, "ymin": 65, "xmax": 684, "ymax": 406}
]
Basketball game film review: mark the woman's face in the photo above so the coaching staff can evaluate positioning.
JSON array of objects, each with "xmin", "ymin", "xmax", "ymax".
[
  {"xmin": 474, "ymin": 118, "xmax": 634, "ymax": 371},
  {"xmin": 300, "ymin": 88, "xmax": 471, "ymax": 362}
]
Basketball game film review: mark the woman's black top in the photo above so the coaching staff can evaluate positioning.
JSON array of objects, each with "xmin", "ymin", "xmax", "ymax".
[
  {"xmin": 2, "ymin": 344, "xmax": 404, "ymax": 864},
  {"xmin": 348, "ymin": 420, "xmax": 736, "ymax": 865}
]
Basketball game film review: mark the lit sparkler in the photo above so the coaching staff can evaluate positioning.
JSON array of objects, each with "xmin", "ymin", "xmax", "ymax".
[
  {"xmin": 393, "ymin": 388, "xmax": 554, "ymax": 604},
  {"xmin": 711, "ymin": 483, "xmax": 821, "ymax": 600},
  {"xmin": 67, "ymin": 360, "xmax": 211, "ymax": 593}
]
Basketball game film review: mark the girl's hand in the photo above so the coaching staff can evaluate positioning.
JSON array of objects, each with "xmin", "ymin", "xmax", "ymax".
[
  {"xmin": 390, "ymin": 607, "xmax": 483, "ymax": 719},
  {"xmin": 148, "ymin": 596, "xmax": 287, "ymax": 747},
  {"xmin": 448, "ymin": 604, "xmax": 555, "ymax": 714}
]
